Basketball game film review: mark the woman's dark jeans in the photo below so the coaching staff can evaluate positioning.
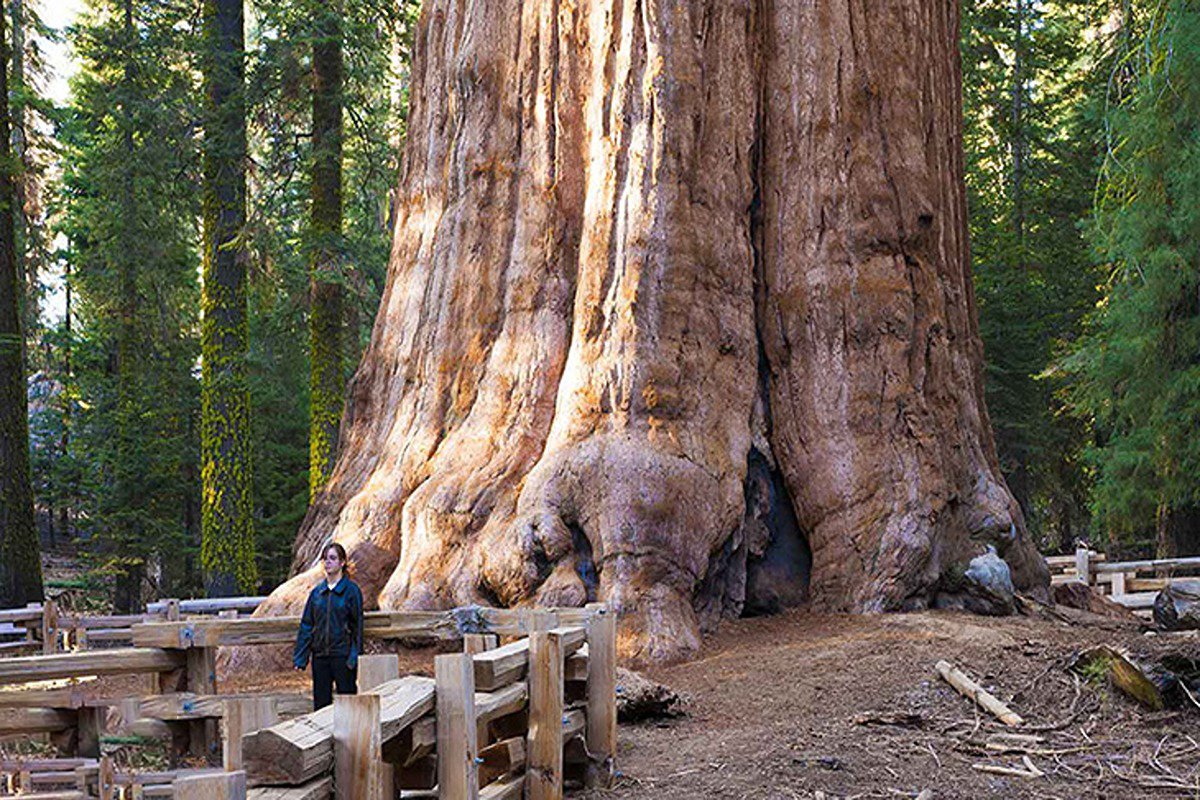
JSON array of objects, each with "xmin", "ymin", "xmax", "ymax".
[{"xmin": 312, "ymin": 655, "xmax": 357, "ymax": 710}]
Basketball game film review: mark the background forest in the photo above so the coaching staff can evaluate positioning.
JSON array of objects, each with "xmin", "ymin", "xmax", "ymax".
[{"xmin": 1, "ymin": 0, "xmax": 1197, "ymax": 608}]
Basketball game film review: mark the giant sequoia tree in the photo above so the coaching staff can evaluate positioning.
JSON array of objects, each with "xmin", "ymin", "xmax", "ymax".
[{"xmin": 257, "ymin": 0, "xmax": 1050, "ymax": 663}]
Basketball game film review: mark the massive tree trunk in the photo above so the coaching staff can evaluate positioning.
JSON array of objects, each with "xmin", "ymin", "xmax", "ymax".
[{"xmin": 256, "ymin": 0, "xmax": 1049, "ymax": 664}]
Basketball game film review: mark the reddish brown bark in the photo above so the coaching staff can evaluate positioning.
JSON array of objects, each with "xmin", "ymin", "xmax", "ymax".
[{"xmin": 252, "ymin": 0, "xmax": 1048, "ymax": 665}]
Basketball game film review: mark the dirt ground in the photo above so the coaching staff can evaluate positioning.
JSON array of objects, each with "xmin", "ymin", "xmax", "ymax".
[{"xmin": 574, "ymin": 608, "xmax": 1200, "ymax": 800}]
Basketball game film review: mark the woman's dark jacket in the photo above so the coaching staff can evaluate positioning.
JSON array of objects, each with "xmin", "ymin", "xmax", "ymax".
[{"xmin": 293, "ymin": 574, "xmax": 364, "ymax": 670}]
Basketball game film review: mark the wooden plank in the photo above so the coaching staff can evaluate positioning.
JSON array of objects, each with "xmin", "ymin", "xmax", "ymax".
[
  {"xmin": 381, "ymin": 715, "xmax": 435, "ymax": 765},
  {"xmin": 174, "ymin": 770, "xmax": 247, "ymax": 800},
  {"xmin": 527, "ymin": 630, "xmax": 564, "ymax": 800},
  {"xmin": 243, "ymin": 676, "xmax": 434, "ymax": 785},
  {"xmin": 565, "ymin": 645, "xmax": 588, "ymax": 682},
  {"xmin": 1129, "ymin": 577, "xmax": 1170, "ymax": 592},
  {"xmin": 1110, "ymin": 591, "xmax": 1160, "ymax": 609},
  {"xmin": 561, "ymin": 708, "xmax": 584, "ymax": 741},
  {"xmin": 0, "ymin": 687, "xmax": 85, "ymax": 708},
  {"xmin": 0, "ymin": 708, "xmax": 76, "ymax": 734},
  {"xmin": 0, "ymin": 603, "xmax": 43, "ymax": 624},
  {"xmin": 147, "ymin": 598, "xmax": 267, "ymax": 615},
  {"xmin": 479, "ymin": 772, "xmax": 524, "ymax": 800},
  {"xmin": 1094, "ymin": 555, "xmax": 1200, "ymax": 573},
  {"xmin": 246, "ymin": 776, "xmax": 332, "ymax": 800},
  {"xmin": 435, "ymin": 653, "xmax": 478, "ymax": 800},
  {"xmin": 478, "ymin": 736, "xmax": 525, "ymax": 786},
  {"xmin": 0, "ymin": 758, "xmax": 97, "ymax": 771},
  {"xmin": 223, "ymin": 698, "xmax": 278, "ymax": 772},
  {"xmin": 476, "ymin": 682, "xmax": 528, "ymax": 727},
  {"xmin": 0, "ymin": 648, "xmax": 185, "ymax": 686},
  {"xmin": 334, "ymin": 694, "xmax": 383, "ymax": 800},
  {"xmin": 472, "ymin": 626, "xmax": 585, "ymax": 691},
  {"xmin": 0, "ymin": 640, "xmax": 42, "ymax": 655},
  {"xmin": 4, "ymin": 792, "xmax": 86, "ymax": 799},
  {"xmin": 357, "ymin": 654, "xmax": 399, "ymax": 692},
  {"xmin": 1111, "ymin": 569, "xmax": 1128, "ymax": 597},
  {"xmin": 140, "ymin": 693, "xmax": 311, "ymax": 721},
  {"xmin": 132, "ymin": 607, "xmax": 601, "ymax": 649},
  {"xmin": 464, "ymin": 634, "xmax": 499, "ymax": 655},
  {"xmin": 585, "ymin": 603, "xmax": 616, "ymax": 787}
]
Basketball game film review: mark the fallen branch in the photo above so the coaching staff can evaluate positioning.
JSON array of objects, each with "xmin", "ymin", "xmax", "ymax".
[
  {"xmin": 935, "ymin": 661, "xmax": 1024, "ymax": 727},
  {"xmin": 971, "ymin": 755, "xmax": 1044, "ymax": 779}
]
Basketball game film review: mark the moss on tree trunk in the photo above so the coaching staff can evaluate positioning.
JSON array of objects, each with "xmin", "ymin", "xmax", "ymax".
[
  {"xmin": 308, "ymin": 0, "xmax": 345, "ymax": 500},
  {"xmin": 200, "ymin": 0, "xmax": 255, "ymax": 597}
]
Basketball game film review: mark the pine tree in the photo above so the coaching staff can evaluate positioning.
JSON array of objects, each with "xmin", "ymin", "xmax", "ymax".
[
  {"xmin": 201, "ymin": 0, "xmax": 256, "ymax": 596},
  {"xmin": 308, "ymin": 0, "xmax": 344, "ymax": 500},
  {"xmin": 0, "ymin": 2, "xmax": 44, "ymax": 608},
  {"xmin": 57, "ymin": 0, "xmax": 203, "ymax": 606},
  {"xmin": 961, "ymin": 0, "xmax": 1106, "ymax": 549},
  {"xmin": 242, "ymin": 0, "xmax": 413, "ymax": 584},
  {"xmin": 1066, "ymin": 0, "xmax": 1200, "ymax": 557}
]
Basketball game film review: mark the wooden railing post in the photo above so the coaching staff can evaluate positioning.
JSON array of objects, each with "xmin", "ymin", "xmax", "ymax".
[
  {"xmin": 1110, "ymin": 569, "xmax": 1127, "ymax": 598},
  {"xmin": 186, "ymin": 647, "xmax": 218, "ymax": 761},
  {"xmin": 334, "ymin": 694, "xmax": 384, "ymax": 800},
  {"xmin": 222, "ymin": 698, "xmax": 277, "ymax": 772},
  {"xmin": 1075, "ymin": 545, "xmax": 1091, "ymax": 586},
  {"xmin": 42, "ymin": 600, "xmax": 59, "ymax": 655},
  {"xmin": 435, "ymin": 652, "xmax": 478, "ymax": 799},
  {"xmin": 527, "ymin": 629, "xmax": 564, "ymax": 800},
  {"xmin": 356, "ymin": 653, "xmax": 398, "ymax": 797},
  {"xmin": 584, "ymin": 603, "xmax": 616, "ymax": 788}
]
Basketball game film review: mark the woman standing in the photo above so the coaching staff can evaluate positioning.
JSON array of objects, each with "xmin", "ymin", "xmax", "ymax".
[{"xmin": 293, "ymin": 542, "xmax": 364, "ymax": 709}]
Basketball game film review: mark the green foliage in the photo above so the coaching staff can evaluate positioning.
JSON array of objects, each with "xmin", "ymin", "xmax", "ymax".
[
  {"xmin": 1064, "ymin": 0, "xmax": 1200, "ymax": 553},
  {"xmin": 962, "ymin": 0, "xmax": 1108, "ymax": 550},
  {"xmin": 54, "ymin": 0, "xmax": 203, "ymax": 604}
]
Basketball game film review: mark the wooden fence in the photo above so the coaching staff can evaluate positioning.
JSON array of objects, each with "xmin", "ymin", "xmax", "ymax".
[
  {"xmin": 0, "ymin": 604, "xmax": 617, "ymax": 799},
  {"xmin": 1047, "ymin": 545, "xmax": 1200, "ymax": 615},
  {"xmin": 0, "ymin": 597, "xmax": 269, "ymax": 658}
]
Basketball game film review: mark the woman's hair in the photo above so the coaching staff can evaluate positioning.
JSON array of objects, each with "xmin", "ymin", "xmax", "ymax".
[{"xmin": 323, "ymin": 542, "xmax": 351, "ymax": 578}]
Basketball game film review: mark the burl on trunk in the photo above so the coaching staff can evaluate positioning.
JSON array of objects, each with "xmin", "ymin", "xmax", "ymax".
[{"xmin": 259, "ymin": 0, "xmax": 1048, "ymax": 663}]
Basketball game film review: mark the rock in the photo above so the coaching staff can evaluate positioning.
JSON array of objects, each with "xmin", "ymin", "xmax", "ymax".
[
  {"xmin": 615, "ymin": 667, "xmax": 681, "ymax": 722},
  {"xmin": 1153, "ymin": 581, "xmax": 1200, "ymax": 631},
  {"xmin": 934, "ymin": 547, "xmax": 1016, "ymax": 615},
  {"xmin": 1053, "ymin": 582, "xmax": 1140, "ymax": 620}
]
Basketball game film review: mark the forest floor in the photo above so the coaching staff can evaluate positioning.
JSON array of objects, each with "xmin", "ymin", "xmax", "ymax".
[{"xmin": 571, "ymin": 608, "xmax": 1200, "ymax": 800}]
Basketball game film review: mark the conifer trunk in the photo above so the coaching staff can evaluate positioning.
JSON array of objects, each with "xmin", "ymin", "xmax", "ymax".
[
  {"xmin": 308, "ymin": 0, "xmax": 345, "ymax": 499},
  {"xmin": 0, "ymin": 6, "xmax": 44, "ymax": 608},
  {"xmin": 200, "ymin": 0, "xmax": 256, "ymax": 596},
  {"xmin": 255, "ymin": 0, "xmax": 1049, "ymax": 664}
]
